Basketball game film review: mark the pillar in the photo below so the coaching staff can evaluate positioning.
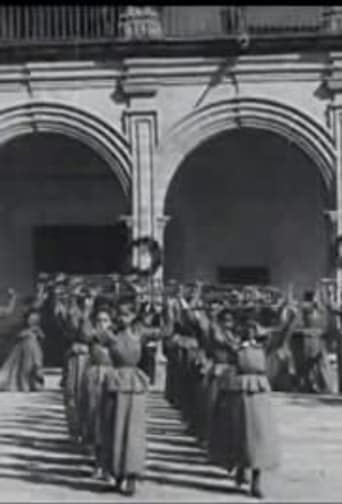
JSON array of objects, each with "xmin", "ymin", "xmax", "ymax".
[
  {"xmin": 330, "ymin": 106, "xmax": 342, "ymax": 393},
  {"xmin": 118, "ymin": 213, "xmax": 138, "ymax": 269},
  {"xmin": 123, "ymin": 111, "xmax": 158, "ymax": 270},
  {"xmin": 153, "ymin": 215, "xmax": 171, "ymax": 283}
]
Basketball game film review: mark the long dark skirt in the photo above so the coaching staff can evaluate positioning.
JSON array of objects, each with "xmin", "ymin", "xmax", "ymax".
[
  {"xmin": 208, "ymin": 366, "xmax": 237, "ymax": 464},
  {"xmin": 182, "ymin": 349, "xmax": 198, "ymax": 424},
  {"xmin": 225, "ymin": 390, "xmax": 280, "ymax": 470},
  {"xmin": 164, "ymin": 341, "xmax": 180, "ymax": 406},
  {"xmin": 101, "ymin": 391, "xmax": 147, "ymax": 478},
  {"xmin": 194, "ymin": 370, "xmax": 210, "ymax": 442},
  {"xmin": 208, "ymin": 389, "xmax": 233, "ymax": 468},
  {"xmin": 206, "ymin": 370, "xmax": 224, "ymax": 450},
  {"xmin": 63, "ymin": 352, "xmax": 90, "ymax": 439},
  {"xmin": 165, "ymin": 354, "xmax": 176, "ymax": 404},
  {"xmin": 81, "ymin": 364, "xmax": 111, "ymax": 447}
]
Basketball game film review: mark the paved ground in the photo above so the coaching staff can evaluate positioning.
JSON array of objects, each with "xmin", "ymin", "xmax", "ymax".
[{"xmin": 0, "ymin": 370, "xmax": 342, "ymax": 503}]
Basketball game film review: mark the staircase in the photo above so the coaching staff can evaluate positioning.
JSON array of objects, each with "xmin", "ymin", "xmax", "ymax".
[{"xmin": 0, "ymin": 369, "xmax": 254, "ymax": 502}]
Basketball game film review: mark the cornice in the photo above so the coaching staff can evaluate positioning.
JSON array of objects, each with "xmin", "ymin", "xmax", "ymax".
[
  {"xmin": 0, "ymin": 61, "xmax": 122, "ymax": 91},
  {"xmin": 121, "ymin": 54, "xmax": 330, "ymax": 86},
  {"xmin": 0, "ymin": 52, "xmax": 335, "ymax": 93},
  {"xmin": 323, "ymin": 52, "xmax": 342, "ymax": 93}
]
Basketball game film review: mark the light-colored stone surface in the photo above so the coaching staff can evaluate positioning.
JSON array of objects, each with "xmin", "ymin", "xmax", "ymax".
[
  {"xmin": 0, "ymin": 53, "xmax": 337, "ymax": 295},
  {"xmin": 0, "ymin": 370, "xmax": 342, "ymax": 502}
]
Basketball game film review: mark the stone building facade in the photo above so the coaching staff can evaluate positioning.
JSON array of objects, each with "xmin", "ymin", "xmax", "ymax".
[{"xmin": 0, "ymin": 5, "xmax": 341, "ymax": 295}]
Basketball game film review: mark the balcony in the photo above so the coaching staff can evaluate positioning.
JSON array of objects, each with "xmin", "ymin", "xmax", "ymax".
[
  {"xmin": 0, "ymin": 6, "xmax": 338, "ymax": 62},
  {"xmin": 0, "ymin": 6, "xmax": 326, "ymax": 43},
  {"xmin": 0, "ymin": 6, "xmax": 119, "ymax": 43}
]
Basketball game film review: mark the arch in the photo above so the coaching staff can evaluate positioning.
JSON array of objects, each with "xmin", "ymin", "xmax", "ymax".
[
  {"xmin": 0, "ymin": 101, "xmax": 132, "ymax": 196},
  {"xmin": 156, "ymin": 97, "xmax": 336, "ymax": 212}
]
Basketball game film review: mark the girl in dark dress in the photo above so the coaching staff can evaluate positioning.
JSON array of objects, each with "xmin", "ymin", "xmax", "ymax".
[
  {"xmin": 222, "ymin": 319, "xmax": 281, "ymax": 498},
  {"xmin": 100, "ymin": 297, "xmax": 149, "ymax": 496},
  {"xmin": 207, "ymin": 308, "xmax": 240, "ymax": 466},
  {"xmin": 0, "ymin": 307, "xmax": 45, "ymax": 392},
  {"xmin": 62, "ymin": 294, "xmax": 93, "ymax": 444},
  {"xmin": 80, "ymin": 306, "xmax": 116, "ymax": 479}
]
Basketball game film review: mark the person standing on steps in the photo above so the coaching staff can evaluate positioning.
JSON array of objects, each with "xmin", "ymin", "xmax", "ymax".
[
  {"xmin": 206, "ymin": 307, "xmax": 240, "ymax": 468},
  {"xmin": 138, "ymin": 302, "xmax": 162, "ymax": 385},
  {"xmin": 224, "ymin": 318, "xmax": 281, "ymax": 499},
  {"xmin": 0, "ymin": 304, "xmax": 46, "ymax": 392},
  {"xmin": 62, "ymin": 290, "xmax": 94, "ymax": 444},
  {"xmin": 81, "ymin": 305, "xmax": 116, "ymax": 481},
  {"xmin": 100, "ymin": 295, "xmax": 149, "ymax": 497}
]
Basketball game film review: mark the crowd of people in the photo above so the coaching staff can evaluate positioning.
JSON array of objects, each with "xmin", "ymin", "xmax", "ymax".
[{"xmin": 0, "ymin": 272, "xmax": 340, "ymax": 498}]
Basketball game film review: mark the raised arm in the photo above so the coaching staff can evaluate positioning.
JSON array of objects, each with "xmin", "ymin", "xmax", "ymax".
[{"xmin": 177, "ymin": 282, "xmax": 209, "ymax": 333}]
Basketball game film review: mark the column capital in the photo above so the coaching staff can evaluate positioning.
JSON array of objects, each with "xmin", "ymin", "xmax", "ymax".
[
  {"xmin": 118, "ymin": 214, "xmax": 135, "ymax": 229},
  {"xmin": 156, "ymin": 215, "xmax": 172, "ymax": 229},
  {"xmin": 155, "ymin": 215, "xmax": 172, "ymax": 242},
  {"xmin": 323, "ymin": 209, "xmax": 339, "ymax": 237}
]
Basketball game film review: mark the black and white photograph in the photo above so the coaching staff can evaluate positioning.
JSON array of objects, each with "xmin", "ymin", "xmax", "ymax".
[{"xmin": 0, "ymin": 4, "xmax": 341, "ymax": 503}]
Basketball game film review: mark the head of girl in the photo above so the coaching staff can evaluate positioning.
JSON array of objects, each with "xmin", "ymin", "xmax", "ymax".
[
  {"xmin": 218, "ymin": 308, "xmax": 234, "ymax": 331},
  {"xmin": 25, "ymin": 308, "xmax": 41, "ymax": 328},
  {"xmin": 245, "ymin": 319, "xmax": 259, "ymax": 342},
  {"xmin": 208, "ymin": 299, "xmax": 222, "ymax": 320},
  {"xmin": 95, "ymin": 309, "xmax": 112, "ymax": 333},
  {"xmin": 118, "ymin": 298, "xmax": 136, "ymax": 327}
]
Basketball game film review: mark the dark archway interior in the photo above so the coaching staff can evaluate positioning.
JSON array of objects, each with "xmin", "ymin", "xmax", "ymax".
[
  {"xmin": 164, "ymin": 128, "xmax": 332, "ymax": 296},
  {"xmin": 0, "ymin": 132, "xmax": 130, "ymax": 292},
  {"xmin": 0, "ymin": 132, "xmax": 131, "ymax": 367}
]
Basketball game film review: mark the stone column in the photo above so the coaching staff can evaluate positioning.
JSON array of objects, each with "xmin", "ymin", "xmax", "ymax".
[
  {"xmin": 123, "ymin": 111, "xmax": 158, "ymax": 269},
  {"xmin": 154, "ymin": 215, "xmax": 171, "ymax": 283},
  {"xmin": 118, "ymin": 213, "xmax": 134, "ymax": 231},
  {"xmin": 118, "ymin": 214, "xmax": 138, "ymax": 269},
  {"xmin": 329, "ymin": 106, "xmax": 342, "ymax": 394},
  {"xmin": 153, "ymin": 216, "xmax": 171, "ymax": 392}
]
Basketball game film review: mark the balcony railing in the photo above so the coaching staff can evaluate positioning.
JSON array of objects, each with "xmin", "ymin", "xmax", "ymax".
[
  {"xmin": 0, "ymin": 6, "xmax": 331, "ymax": 46},
  {"xmin": 0, "ymin": 5, "xmax": 119, "ymax": 42}
]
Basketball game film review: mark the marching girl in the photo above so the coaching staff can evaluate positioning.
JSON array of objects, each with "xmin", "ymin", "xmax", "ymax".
[
  {"xmin": 80, "ymin": 305, "xmax": 116, "ymax": 480},
  {"xmin": 100, "ymin": 296, "xmax": 149, "ymax": 496},
  {"xmin": 62, "ymin": 291, "xmax": 94, "ymax": 444},
  {"xmin": 222, "ymin": 318, "xmax": 281, "ymax": 498},
  {"xmin": 0, "ymin": 306, "xmax": 45, "ymax": 392}
]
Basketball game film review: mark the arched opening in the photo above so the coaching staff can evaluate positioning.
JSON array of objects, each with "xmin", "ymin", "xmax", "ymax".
[
  {"xmin": 164, "ymin": 128, "xmax": 333, "ymax": 296},
  {"xmin": 0, "ymin": 132, "xmax": 131, "ymax": 294}
]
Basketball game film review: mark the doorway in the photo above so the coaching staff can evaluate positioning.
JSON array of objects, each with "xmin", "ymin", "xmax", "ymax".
[
  {"xmin": 33, "ymin": 223, "xmax": 129, "ymax": 276},
  {"xmin": 217, "ymin": 266, "xmax": 270, "ymax": 285}
]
